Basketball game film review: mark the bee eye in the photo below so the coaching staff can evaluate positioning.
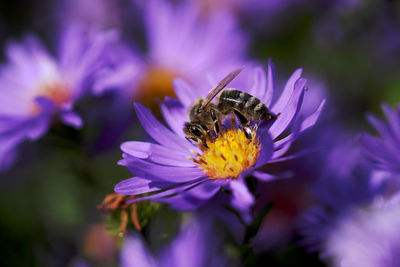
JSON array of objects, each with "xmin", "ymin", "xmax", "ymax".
[{"xmin": 190, "ymin": 125, "xmax": 202, "ymax": 136}]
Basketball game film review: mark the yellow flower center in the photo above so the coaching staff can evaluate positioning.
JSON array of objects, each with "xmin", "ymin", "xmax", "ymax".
[
  {"xmin": 191, "ymin": 127, "xmax": 261, "ymax": 180},
  {"xmin": 136, "ymin": 66, "xmax": 178, "ymax": 109}
]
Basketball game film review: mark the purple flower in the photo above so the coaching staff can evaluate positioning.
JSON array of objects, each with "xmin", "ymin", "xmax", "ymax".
[
  {"xmin": 120, "ymin": 217, "xmax": 227, "ymax": 267},
  {"xmin": 114, "ymin": 61, "xmax": 325, "ymax": 221},
  {"xmin": 93, "ymin": 0, "xmax": 247, "ymax": 107},
  {"xmin": 0, "ymin": 24, "xmax": 117, "ymax": 170},
  {"xmin": 359, "ymin": 104, "xmax": 400, "ymax": 174},
  {"xmin": 324, "ymin": 193, "xmax": 400, "ymax": 267},
  {"xmin": 298, "ymin": 134, "xmax": 388, "ymax": 254}
]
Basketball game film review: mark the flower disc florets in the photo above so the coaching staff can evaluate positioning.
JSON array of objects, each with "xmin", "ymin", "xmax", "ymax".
[{"xmin": 192, "ymin": 126, "xmax": 261, "ymax": 179}]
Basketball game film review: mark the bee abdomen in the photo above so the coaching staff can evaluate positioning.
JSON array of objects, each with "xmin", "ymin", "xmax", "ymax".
[
  {"xmin": 218, "ymin": 89, "xmax": 270, "ymax": 121},
  {"xmin": 218, "ymin": 89, "xmax": 249, "ymax": 113}
]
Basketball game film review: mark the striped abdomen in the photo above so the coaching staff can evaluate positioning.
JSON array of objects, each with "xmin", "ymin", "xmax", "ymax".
[{"xmin": 217, "ymin": 89, "xmax": 270, "ymax": 121}]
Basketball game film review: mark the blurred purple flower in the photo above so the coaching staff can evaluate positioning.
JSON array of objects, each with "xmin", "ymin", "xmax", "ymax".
[
  {"xmin": 121, "ymin": 217, "xmax": 227, "ymax": 267},
  {"xmin": 359, "ymin": 104, "xmax": 400, "ymax": 174},
  {"xmin": 93, "ymin": 0, "xmax": 247, "ymax": 107},
  {"xmin": 299, "ymin": 135, "xmax": 388, "ymax": 254},
  {"xmin": 324, "ymin": 193, "xmax": 400, "ymax": 267},
  {"xmin": 56, "ymin": 0, "xmax": 123, "ymax": 28},
  {"xmin": 0, "ymin": 24, "xmax": 117, "ymax": 170},
  {"xmin": 114, "ymin": 61, "xmax": 325, "ymax": 221}
]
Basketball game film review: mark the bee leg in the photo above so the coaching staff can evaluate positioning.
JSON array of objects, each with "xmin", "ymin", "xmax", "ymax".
[
  {"xmin": 214, "ymin": 120, "xmax": 222, "ymax": 136},
  {"xmin": 210, "ymin": 109, "xmax": 222, "ymax": 136},
  {"xmin": 233, "ymin": 109, "xmax": 252, "ymax": 140}
]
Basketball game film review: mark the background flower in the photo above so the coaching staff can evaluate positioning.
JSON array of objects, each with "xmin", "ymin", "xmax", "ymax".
[
  {"xmin": 93, "ymin": 0, "xmax": 248, "ymax": 107},
  {"xmin": 0, "ymin": 24, "xmax": 117, "ymax": 170},
  {"xmin": 298, "ymin": 132, "xmax": 388, "ymax": 254},
  {"xmin": 360, "ymin": 103, "xmax": 400, "ymax": 175},
  {"xmin": 325, "ymin": 193, "xmax": 400, "ymax": 267},
  {"xmin": 120, "ymin": 217, "xmax": 229, "ymax": 267}
]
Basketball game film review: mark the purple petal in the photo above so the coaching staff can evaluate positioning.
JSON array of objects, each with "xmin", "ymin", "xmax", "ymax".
[
  {"xmin": 121, "ymin": 141, "xmax": 193, "ymax": 167},
  {"xmin": 299, "ymin": 99, "xmax": 326, "ymax": 131},
  {"xmin": 34, "ymin": 96, "xmax": 56, "ymax": 112},
  {"xmin": 26, "ymin": 115, "xmax": 50, "ymax": 140},
  {"xmin": 127, "ymin": 178, "xmax": 208, "ymax": 203},
  {"xmin": 269, "ymin": 149, "xmax": 318, "ymax": 163},
  {"xmin": 269, "ymin": 77, "xmax": 306, "ymax": 139},
  {"xmin": 60, "ymin": 111, "xmax": 83, "ymax": 128},
  {"xmin": 264, "ymin": 59, "xmax": 275, "ymax": 106},
  {"xmin": 230, "ymin": 179, "xmax": 254, "ymax": 223},
  {"xmin": 161, "ymin": 180, "xmax": 220, "ymax": 210},
  {"xmin": 173, "ymin": 78, "xmax": 196, "ymax": 107},
  {"xmin": 114, "ymin": 176, "xmax": 177, "ymax": 195},
  {"xmin": 271, "ymin": 68, "xmax": 303, "ymax": 113},
  {"xmin": 134, "ymin": 102, "xmax": 192, "ymax": 150},
  {"xmin": 382, "ymin": 103, "xmax": 400, "ymax": 142},
  {"xmin": 121, "ymin": 235, "xmax": 156, "ymax": 267},
  {"xmin": 366, "ymin": 114, "xmax": 391, "ymax": 142},
  {"xmin": 256, "ymin": 128, "xmax": 273, "ymax": 167},
  {"xmin": 160, "ymin": 97, "xmax": 187, "ymax": 138},
  {"xmin": 252, "ymin": 171, "xmax": 276, "ymax": 182},
  {"xmin": 120, "ymin": 155, "xmax": 205, "ymax": 183},
  {"xmin": 248, "ymin": 66, "xmax": 267, "ymax": 101}
]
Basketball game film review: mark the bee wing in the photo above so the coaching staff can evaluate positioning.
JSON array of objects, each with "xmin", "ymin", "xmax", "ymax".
[{"xmin": 200, "ymin": 67, "xmax": 244, "ymax": 110}]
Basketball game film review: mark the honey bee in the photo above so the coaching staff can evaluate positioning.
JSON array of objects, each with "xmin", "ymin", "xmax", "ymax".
[{"xmin": 184, "ymin": 67, "xmax": 277, "ymax": 146}]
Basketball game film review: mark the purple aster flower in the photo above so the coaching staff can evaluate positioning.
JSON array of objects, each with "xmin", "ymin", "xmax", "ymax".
[
  {"xmin": 298, "ymin": 134, "xmax": 388, "ymax": 254},
  {"xmin": 0, "ymin": 24, "xmax": 117, "ymax": 170},
  {"xmin": 93, "ymin": 0, "xmax": 247, "ymax": 107},
  {"xmin": 114, "ymin": 61, "xmax": 325, "ymax": 221},
  {"xmin": 324, "ymin": 193, "xmax": 400, "ymax": 267},
  {"xmin": 359, "ymin": 103, "xmax": 400, "ymax": 174},
  {"xmin": 120, "ymin": 217, "xmax": 227, "ymax": 267}
]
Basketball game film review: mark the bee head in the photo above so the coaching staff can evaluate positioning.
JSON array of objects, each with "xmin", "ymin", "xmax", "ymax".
[
  {"xmin": 183, "ymin": 122, "xmax": 207, "ymax": 145},
  {"xmin": 189, "ymin": 98, "xmax": 219, "ymax": 127}
]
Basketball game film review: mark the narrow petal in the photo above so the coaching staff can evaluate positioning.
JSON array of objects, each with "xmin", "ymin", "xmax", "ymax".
[
  {"xmin": 252, "ymin": 171, "xmax": 276, "ymax": 182},
  {"xmin": 114, "ymin": 176, "xmax": 177, "ymax": 195},
  {"xmin": 264, "ymin": 59, "xmax": 275, "ymax": 106},
  {"xmin": 120, "ymin": 155, "xmax": 205, "ymax": 183},
  {"xmin": 134, "ymin": 102, "xmax": 192, "ymax": 150},
  {"xmin": 160, "ymin": 97, "xmax": 187, "ymax": 138},
  {"xmin": 256, "ymin": 128, "xmax": 274, "ymax": 167},
  {"xmin": 60, "ymin": 111, "xmax": 83, "ymax": 128},
  {"xmin": 366, "ymin": 114, "xmax": 391, "ymax": 142},
  {"xmin": 299, "ymin": 99, "xmax": 326, "ymax": 131},
  {"xmin": 271, "ymin": 68, "xmax": 303, "ymax": 113},
  {"xmin": 127, "ymin": 178, "xmax": 208, "ymax": 203},
  {"xmin": 121, "ymin": 141, "xmax": 193, "ymax": 167},
  {"xmin": 382, "ymin": 103, "xmax": 400, "ymax": 142},
  {"xmin": 173, "ymin": 78, "xmax": 196, "ymax": 107},
  {"xmin": 269, "ymin": 78, "xmax": 306, "ymax": 139},
  {"xmin": 161, "ymin": 180, "xmax": 220, "ymax": 210},
  {"xmin": 248, "ymin": 66, "xmax": 266, "ymax": 101}
]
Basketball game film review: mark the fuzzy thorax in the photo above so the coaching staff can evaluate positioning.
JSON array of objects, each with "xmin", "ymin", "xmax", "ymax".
[{"xmin": 191, "ymin": 126, "xmax": 261, "ymax": 179}]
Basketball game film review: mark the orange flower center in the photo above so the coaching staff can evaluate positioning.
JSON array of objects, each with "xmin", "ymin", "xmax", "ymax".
[
  {"xmin": 31, "ymin": 82, "xmax": 71, "ymax": 114},
  {"xmin": 136, "ymin": 66, "xmax": 178, "ymax": 108}
]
